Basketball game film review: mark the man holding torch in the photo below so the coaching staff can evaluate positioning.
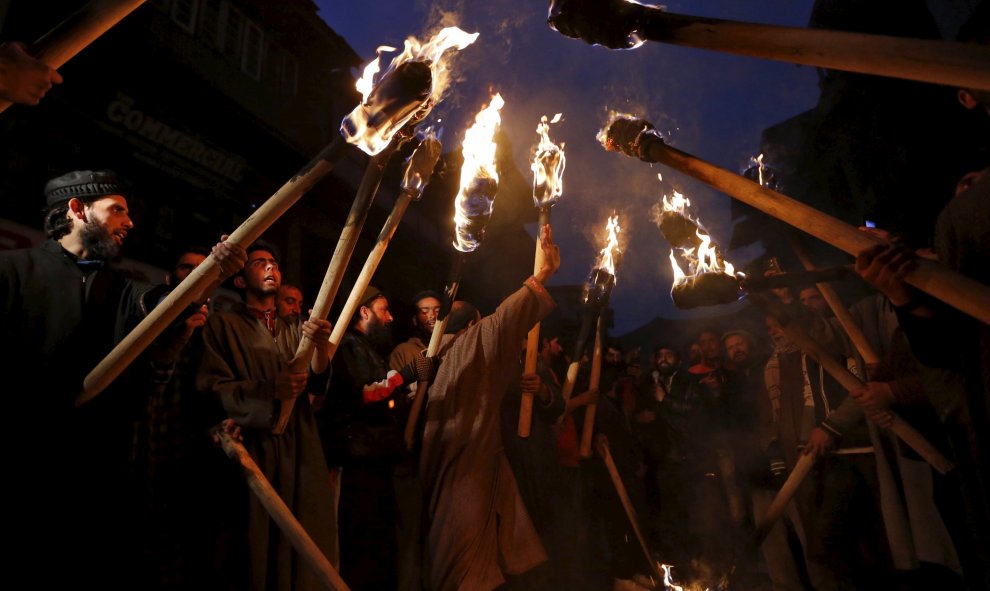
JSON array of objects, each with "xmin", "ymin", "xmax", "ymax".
[
  {"xmin": 420, "ymin": 224, "xmax": 560, "ymax": 591},
  {"xmin": 196, "ymin": 242, "xmax": 335, "ymax": 591},
  {"xmin": 0, "ymin": 169, "xmax": 245, "ymax": 585}
]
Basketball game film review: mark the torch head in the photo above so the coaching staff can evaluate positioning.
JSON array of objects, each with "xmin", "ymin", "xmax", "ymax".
[
  {"xmin": 453, "ymin": 178, "xmax": 498, "ymax": 252},
  {"xmin": 582, "ymin": 266, "xmax": 616, "ymax": 313},
  {"xmin": 743, "ymin": 160, "xmax": 779, "ymax": 192},
  {"xmin": 341, "ymin": 60, "xmax": 433, "ymax": 155},
  {"xmin": 531, "ymin": 114, "xmax": 566, "ymax": 209},
  {"xmin": 599, "ymin": 114, "xmax": 662, "ymax": 159},
  {"xmin": 670, "ymin": 272, "xmax": 743, "ymax": 309},
  {"xmin": 532, "ymin": 144, "xmax": 565, "ymax": 208},
  {"xmin": 659, "ymin": 210, "xmax": 705, "ymax": 251},
  {"xmin": 401, "ymin": 134, "xmax": 443, "ymax": 199}
]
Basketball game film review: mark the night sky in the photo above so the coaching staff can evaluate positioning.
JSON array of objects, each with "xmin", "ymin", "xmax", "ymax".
[{"xmin": 316, "ymin": 1, "xmax": 821, "ymax": 334}]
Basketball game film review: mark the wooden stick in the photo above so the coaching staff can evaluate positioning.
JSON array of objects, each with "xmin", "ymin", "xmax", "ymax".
[
  {"xmin": 273, "ymin": 140, "xmax": 400, "ymax": 434},
  {"xmin": 518, "ymin": 207, "xmax": 551, "ymax": 438},
  {"xmin": 624, "ymin": 132, "xmax": 990, "ymax": 326},
  {"xmin": 324, "ymin": 137, "xmax": 441, "ymax": 363},
  {"xmin": 790, "ymin": 237, "xmax": 880, "ymax": 366},
  {"xmin": 554, "ymin": 1, "xmax": 990, "ymax": 91},
  {"xmin": 404, "ymin": 305, "xmax": 452, "ymax": 449},
  {"xmin": 0, "ymin": 0, "xmax": 147, "ymax": 114},
  {"xmin": 79, "ymin": 136, "xmax": 349, "ymax": 404},
  {"xmin": 753, "ymin": 452, "xmax": 816, "ymax": 546},
  {"xmin": 404, "ymin": 254, "xmax": 466, "ymax": 449},
  {"xmin": 217, "ymin": 431, "xmax": 350, "ymax": 591},
  {"xmin": 596, "ymin": 437, "xmax": 663, "ymax": 583},
  {"xmin": 756, "ymin": 295, "xmax": 955, "ymax": 475},
  {"xmin": 579, "ymin": 316, "xmax": 604, "ymax": 458}
]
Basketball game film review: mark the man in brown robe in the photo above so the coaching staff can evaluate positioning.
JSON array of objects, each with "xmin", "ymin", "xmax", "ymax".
[
  {"xmin": 420, "ymin": 225, "xmax": 560, "ymax": 591},
  {"xmin": 198, "ymin": 242, "xmax": 337, "ymax": 591}
]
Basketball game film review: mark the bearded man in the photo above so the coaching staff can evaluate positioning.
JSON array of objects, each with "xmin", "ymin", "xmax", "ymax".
[
  {"xmin": 0, "ymin": 169, "xmax": 244, "ymax": 586},
  {"xmin": 318, "ymin": 285, "xmax": 433, "ymax": 588}
]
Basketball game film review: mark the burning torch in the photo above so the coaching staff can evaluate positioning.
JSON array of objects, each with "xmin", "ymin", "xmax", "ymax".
[
  {"xmin": 404, "ymin": 94, "xmax": 505, "ymax": 449},
  {"xmin": 80, "ymin": 27, "xmax": 476, "ymax": 406},
  {"xmin": 652, "ymin": 183, "xmax": 954, "ymax": 478},
  {"xmin": 547, "ymin": 0, "xmax": 990, "ymax": 91},
  {"xmin": 560, "ymin": 216, "xmax": 620, "ymax": 415},
  {"xmin": 578, "ymin": 215, "xmax": 621, "ymax": 457},
  {"xmin": 271, "ymin": 30, "xmax": 477, "ymax": 434},
  {"xmin": 597, "ymin": 113, "xmax": 990, "ymax": 327},
  {"xmin": 519, "ymin": 113, "xmax": 566, "ymax": 438},
  {"xmin": 273, "ymin": 130, "xmax": 441, "ymax": 434}
]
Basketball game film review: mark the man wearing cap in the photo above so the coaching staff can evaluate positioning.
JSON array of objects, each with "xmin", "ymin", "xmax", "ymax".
[
  {"xmin": 317, "ymin": 285, "xmax": 435, "ymax": 589},
  {"xmin": 389, "ymin": 289, "xmax": 441, "ymax": 373},
  {"xmin": 0, "ymin": 169, "xmax": 245, "ymax": 584}
]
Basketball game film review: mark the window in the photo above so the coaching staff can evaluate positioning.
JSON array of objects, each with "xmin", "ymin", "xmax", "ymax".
[
  {"xmin": 278, "ymin": 51, "xmax": 298, "ymax": 95},
  {"xmin": 198, "ymin": 0, "xmax": 222, "ymax": 48},
  {"xmin": 242, "ymin": 21, "xmax": 263, "ymax": 80},
  {"xmin": 220, "ymin": 3, "xmax": 245, "ymax": 62},
  {"xmin": 171, "ymin": 0, "xmax": 198, "ymax": 34}
]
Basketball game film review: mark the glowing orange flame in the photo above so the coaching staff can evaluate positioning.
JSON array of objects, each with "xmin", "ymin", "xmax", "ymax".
[
  {"xmin": 355, "ymin": 45, "xmax": 395, "ymax": 103},
  {"xmin": 658, "ymin": 180, "xmax": 737, "ymax": 284},
  {"xmin": 453, "ymin": 93, "xmax": 505, "ymax": 253},
  {"xmin": 343, "ymin": 27, "xmax": 478, "ymax": 155},
  {"xmin": 531, "ymin": 113, "xmax": 566, "ymax": 208},
  {"xmin": 660, "ymin": 563, "xmax": 713, "ymax": 591},
  {"xmin": 597, "ymin": 214, "xmax": 621, "ymax": 278}
]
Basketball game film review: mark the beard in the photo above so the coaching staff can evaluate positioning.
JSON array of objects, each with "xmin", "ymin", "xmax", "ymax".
[
  {"xmin": 365, "ymin": 317, "xmax": 393, "ymax": 354},
  {"xmin": 657, "ymin": 361, "xmax": 676, "ymax": 376},
  {"xmin": 80, "ymin": 221, "xmax": 122, "ymax": 261}
]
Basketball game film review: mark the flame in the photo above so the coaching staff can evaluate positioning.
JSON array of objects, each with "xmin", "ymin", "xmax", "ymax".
[
  {"xmin": 597, "ymin": 214, "xmax": 621, "ymax": 278},
  {"xmin": 453, "ymin": 93, "xmax": 505, "ymax": 253},
  {"xmin": 660, "ymin": 563, "xmax": 713, "ymax": 591},
  {"xmin": 669, "ymin": 250, "xmax": 685, "ymax": 282},
  {"xmin": 660, "ymin": 185, "xmax": 737, "ymax": 285},
  {"xmin": 531, "ymin": 113, "xmax": 566, "ymax": 208},
  {"xmin": 355, "ymin": 45, "xmax": 395, "ymax": 103},
  {"xmin": 662, "ymin": 189, "xmax": 691, "ymax": 215},
  {"xmin": 342, "ymin": 27, "xmax": 478, "ymax": 155}
]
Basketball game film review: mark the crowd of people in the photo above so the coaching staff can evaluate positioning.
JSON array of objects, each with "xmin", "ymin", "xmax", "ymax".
[{"xmin": 2, "ymin": 24, "xmax": 990, "ymax": 591}]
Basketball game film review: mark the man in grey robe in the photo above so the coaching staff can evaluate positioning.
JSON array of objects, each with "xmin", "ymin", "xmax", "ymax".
[{"xmin": 420, "ymin": 225, "xmax": 560, "ymax": 591}]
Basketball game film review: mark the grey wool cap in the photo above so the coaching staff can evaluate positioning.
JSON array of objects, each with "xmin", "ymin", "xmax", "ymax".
[{"xmin": 44, "ymin": 170, "xmax": 126, "ymax": 207}]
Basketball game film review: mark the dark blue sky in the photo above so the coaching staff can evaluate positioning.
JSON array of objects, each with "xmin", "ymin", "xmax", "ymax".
[{"xmin": 315, "ymin": 1, "xmax": 821, "ymax": 334}]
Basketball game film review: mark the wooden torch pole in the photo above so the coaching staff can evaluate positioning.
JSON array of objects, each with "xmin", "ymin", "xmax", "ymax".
[
  {"xmin": 756, "ymin": 295, "xmax": 954, "ymax": 475},
  {"xmin": 578, "ymin": 316, "xmax": 604, "ymax": 458},
  {"xmin": 218, "ymin": 431, "xmax": 350, "ymax": 591},
  {"xmin": 79, "ymin": 136, "xmax": 349, "ymax": 404},
  {"xmin": 552, "ymin": 1, "xmax": 990, "ymax": 91},
  {"xmin": 0, "ymin": 0, "xmax": 148, "ymax": 114},
  {"xmin": 518, "ymin": 207, "xmax": 551, "ymax": 437},
  {"xmin": 606, "ymin": 125, "xmax": 990, "ymax": 326},
  {"xmin": 753, "ymin": 452, "xmax": 816, "ymax": 546},
  {"xmin": 403, "ymin": 312, "xmax": 450, "ymax": 450},
  {"xmin": 596, "ymin": 436, "xmax": 663, "ymax": 583},
  {"xmin": 273, "ymin": 140, "xmax": 400, "ymax": 434}
]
